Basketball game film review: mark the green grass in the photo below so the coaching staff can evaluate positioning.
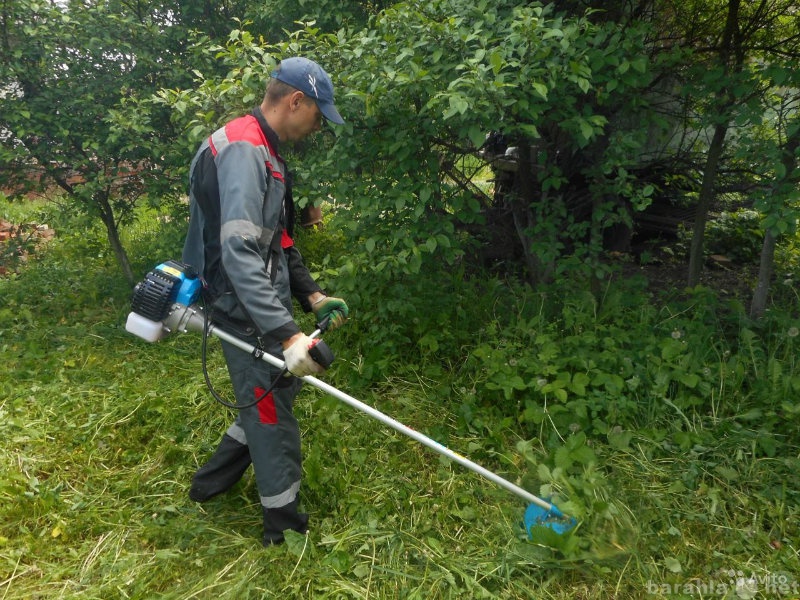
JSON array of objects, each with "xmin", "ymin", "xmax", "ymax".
[
  {"xmin": 1, "ymin": 202, "xmax": 798, "ymax": 599},
  {"xmin": 0, "ymin": 321, "xmax": 600, "ymax": 599}
]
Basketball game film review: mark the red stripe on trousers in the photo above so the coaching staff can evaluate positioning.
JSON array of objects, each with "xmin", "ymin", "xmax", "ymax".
[{"xmin": 255, "ymin": 387, "xmax": 277, "ymax": 424}]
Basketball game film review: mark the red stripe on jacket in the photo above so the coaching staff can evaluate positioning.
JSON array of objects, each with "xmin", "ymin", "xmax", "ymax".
[{"xmin": 209, "ymin": 115, "xmax": 285, "ymax": 183}]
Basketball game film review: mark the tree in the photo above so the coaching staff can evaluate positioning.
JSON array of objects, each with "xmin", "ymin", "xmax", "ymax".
[
  {"xmin": 638, "ymin": 0, "xmax": 800, "ymax": 289},
  {"xmin": 749, "ymin": 92, "xmax": 800, "ymax": 319},
  {"xmin": 301, "ymin": 0, "xmax": 658, "ymax": 288},
  {"xmin": 154, "ymin": 0, "xmax": 656, "ymax": 289},
  {"xmin": 245, "ymin": 0, "xmax": 392, "ymax": 36},
  {"xmin": 5, "ymin": 0, "xmax": 798, "ymax": 314},
  {"xmin": 0, "ymin": 0, "xmax": 214, "ymax": 284}
]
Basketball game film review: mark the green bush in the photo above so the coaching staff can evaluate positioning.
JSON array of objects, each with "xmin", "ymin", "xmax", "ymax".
[
  {"xmin": 705, "ymin": 209, "xmax": 764, "ymax": 263},
  {"xmin": 676, "ymin": 209, "xmax": 764, "ymax": 264}
]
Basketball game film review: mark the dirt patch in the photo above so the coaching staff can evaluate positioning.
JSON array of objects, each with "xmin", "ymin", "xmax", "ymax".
[
  {"xmin": 617, "ymin": 252, "xmax": 760, "ymax": 306},
  {"xmin": 0, "ymin": 219, "xmax": 56, "ymax": 276}
]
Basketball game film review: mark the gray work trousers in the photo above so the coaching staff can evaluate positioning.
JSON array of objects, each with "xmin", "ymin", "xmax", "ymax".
[{"xmin": 219, "ymin": 337, "xmax": 304, "ymax": 511}]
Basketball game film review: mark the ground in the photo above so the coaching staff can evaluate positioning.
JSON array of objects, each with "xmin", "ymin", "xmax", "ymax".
[{"xmin": 623, "ymin": 256, "xmax": 759, "ymax": 302}]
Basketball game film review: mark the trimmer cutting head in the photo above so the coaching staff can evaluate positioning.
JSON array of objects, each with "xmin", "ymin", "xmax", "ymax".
[{"xmin": 524, "ymin": 502, "xmax": 577, "ymax": 537}]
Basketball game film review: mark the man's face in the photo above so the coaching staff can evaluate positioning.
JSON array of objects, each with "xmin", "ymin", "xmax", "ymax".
[{"xmin": 285, "ymin": 95, "xmax": 323, "ymax": 141}]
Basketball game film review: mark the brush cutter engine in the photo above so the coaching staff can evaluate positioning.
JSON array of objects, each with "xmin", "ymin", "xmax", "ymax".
[
  {"xmin": 125, "ymin": 260, "xmax": 203, "ymax": 342},
  {"xmin": 125, "ymin": 259, "xmax": 335, "ymax": 411}
]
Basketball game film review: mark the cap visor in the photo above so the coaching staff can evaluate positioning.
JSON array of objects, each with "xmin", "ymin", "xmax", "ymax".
[{"xmin": 319, "ymin": 102, "xmax": 344, "ymax": 125}]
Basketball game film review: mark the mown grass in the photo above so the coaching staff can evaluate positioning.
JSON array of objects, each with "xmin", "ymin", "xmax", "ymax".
[{"xmin": 1, "ymin": 200, "xmax": 798, "ymax": 599}]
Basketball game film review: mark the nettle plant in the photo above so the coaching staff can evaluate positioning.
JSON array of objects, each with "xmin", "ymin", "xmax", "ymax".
[{"xmin": 463, "ymin": 280, "xmax": 744, "ymax": 444}]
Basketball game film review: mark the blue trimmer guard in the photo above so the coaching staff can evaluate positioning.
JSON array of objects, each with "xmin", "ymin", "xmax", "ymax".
[{"xmin": 524, "ymin": 502, "xmax": 577, "ymax": 536}]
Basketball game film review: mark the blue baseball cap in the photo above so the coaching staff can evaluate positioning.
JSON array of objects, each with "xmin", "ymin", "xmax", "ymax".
[{"xmin": 271, "ymin": 57, "xmax": 344, "ymax": 125}]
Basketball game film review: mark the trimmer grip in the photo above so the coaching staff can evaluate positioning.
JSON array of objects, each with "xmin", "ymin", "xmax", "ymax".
[{"xmin": 308, "ymin": 339, "xmax": 335, "ymax": 369}]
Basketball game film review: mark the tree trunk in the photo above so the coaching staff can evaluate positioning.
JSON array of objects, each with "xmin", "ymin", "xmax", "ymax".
[
  {"xmin": 687, "ymin": 0, "xmax": 742, "ymax": 287},
  {"xmin": 96, "ymin": 191, "xmax": 135, "ymax": 286},
  {"xmin": 750, "ymin": 229, "xmax": 777, "ymax": 320},
  {"xmin": 510, "ymin": 195, "xmax": 538, "ymax": 284},
  {"xmin": 510, "ymin": 141, "xmax": 555, "ymax": 285},
  {"xmin": 749, "ymin": 120, "xmax": 800, "ymax": 320},
  {"xmin": 511, "ymin": 143, "xmax": 545, "ymax": 285},
  {"xmin": 687, "ymin": 122, "xmax": 728, "ymax": 287}
]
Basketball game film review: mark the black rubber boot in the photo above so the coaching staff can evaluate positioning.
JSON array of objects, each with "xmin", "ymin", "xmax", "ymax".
[
  {"xmin": 262, "ymin": 498, "xmax": 309, "ymax": 546},
  {"xmin": 189, "ymin": 434, "xmax": 252, "ymax": 502}
]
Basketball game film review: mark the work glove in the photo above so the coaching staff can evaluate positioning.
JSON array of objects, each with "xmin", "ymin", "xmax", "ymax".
[
  {"xmin": 283, "ymin": 334, "xmax": 325, "ymax": 377},
  {"xmin": 312, "ymin": 295, "xmax": 349, "ymax": 331}
]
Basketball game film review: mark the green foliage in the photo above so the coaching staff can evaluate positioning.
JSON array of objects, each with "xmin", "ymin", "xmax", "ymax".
[
  {"xmin": 246, "ymin": 0, "xmax": 389, "ymax": 35},
  {"xmin": 139, "ymin": 0, "xmax": 658, "ymax": 292},
  {"xmin": 2, "ymin": 0, "xmax": 799, "ymax": 311},
  {"xmin": 704, "ymin": 209, "xmax": 764, "ymax": 263},
  {"xmin": 0, "ymin": 0, "xmax": 204, "ymax": 282},
  {"xmin": 321, "ymin": 0, "xmax": 658, "ymax": 285}
]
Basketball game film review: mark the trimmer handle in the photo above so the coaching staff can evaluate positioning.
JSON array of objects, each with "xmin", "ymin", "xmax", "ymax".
[
  {"xmin": 307, "ymin": 317, "xmax": 335, "ymax": 369},
  {"xmin": 308, "ymin": 338, "xmax": 335, "ymax": 369},
  {"xmin": 311, "ymin": 316, "xmax": 331, "ymax": 337}
]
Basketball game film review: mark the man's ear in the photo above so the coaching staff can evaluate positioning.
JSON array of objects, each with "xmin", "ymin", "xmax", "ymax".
[{"xmin": 288, "ymin": 90, "xmax": 306, "ymax": 111}]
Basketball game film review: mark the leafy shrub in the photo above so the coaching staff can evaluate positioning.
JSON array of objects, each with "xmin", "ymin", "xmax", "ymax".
[
  {"xmin": 676, "ymin": 209, "xmax": 764, "ymax": 264},
  {"xmin": 455, "ymin": 274, "xmax": 780, "ymax": 449},
  {"xmin": 705, "ymin": 209, "xmax": 764, "ymax": 263},
  {"xmin": 301, "ymin": 208, "xmax": 798, "ymax": 471}
]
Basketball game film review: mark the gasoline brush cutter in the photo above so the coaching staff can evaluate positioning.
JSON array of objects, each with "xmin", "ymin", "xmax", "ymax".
[{"xmin": 125, "ymin": 260, "xmax": 576, "ymax": 536}]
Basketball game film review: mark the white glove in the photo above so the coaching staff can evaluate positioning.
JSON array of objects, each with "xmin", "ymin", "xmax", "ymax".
[{"xmin": 283, "ymin": 334, "xmax": 324, "ymax": 377}]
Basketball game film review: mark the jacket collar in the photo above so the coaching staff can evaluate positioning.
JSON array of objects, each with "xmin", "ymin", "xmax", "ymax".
[{"xmin": 252, "ymin": 106, "xmax": 281, "ymax": 156}]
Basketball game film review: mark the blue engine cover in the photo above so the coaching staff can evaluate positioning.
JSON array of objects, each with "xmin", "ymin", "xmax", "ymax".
[{"xmin": 155, "ymin": 261, "xmax": 202, "ymax": 306}]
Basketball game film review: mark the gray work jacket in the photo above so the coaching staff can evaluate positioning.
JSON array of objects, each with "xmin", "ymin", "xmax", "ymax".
[{"xmin": 182, "ymin": 107, "xmax": 321, "ymax": 343}]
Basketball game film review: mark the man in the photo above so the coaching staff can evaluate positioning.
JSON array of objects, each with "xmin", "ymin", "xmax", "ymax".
[{"xmin": 181, "ymin": 57, "xmax": 349, "ymax": 546}]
